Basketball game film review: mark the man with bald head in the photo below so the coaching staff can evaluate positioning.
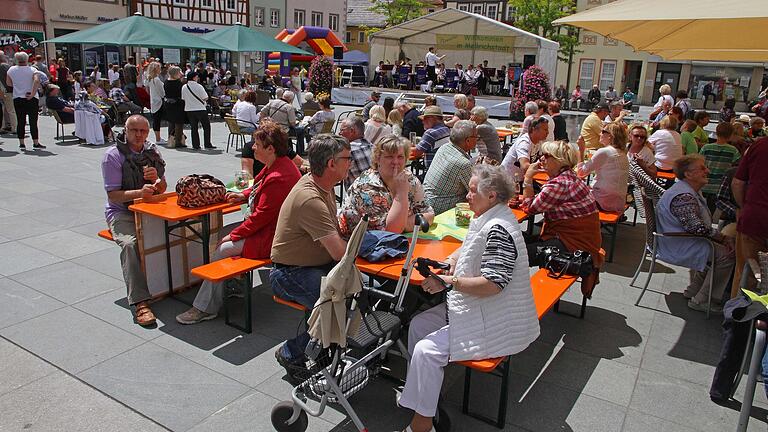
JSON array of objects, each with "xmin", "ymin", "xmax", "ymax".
[{"xmin": 101, "ymin": 115, "xmax": 167, "ymax": 326}]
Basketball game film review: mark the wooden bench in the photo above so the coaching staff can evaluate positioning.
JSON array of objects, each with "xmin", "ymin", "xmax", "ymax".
[
  {"xmin": 456, "ymin": 269, "xmax": 580, "ymax": 428},
  {"xmin": 97, "ymin": 229, "xmax": 113, "ymax": 241},
  {"xmin": 599, "ymin": 204, "xmax": 631, "ymax": 263},
  {"xmin": 191, "ymin": 257, "xmax": 271, "ymax": 333}
]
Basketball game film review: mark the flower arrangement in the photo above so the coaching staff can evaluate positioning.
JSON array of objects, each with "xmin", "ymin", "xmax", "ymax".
[
  {"xmin": 510, "ymin": 65, "xmax": 551, "ymax": 120},
  {"xmin": 308, "ymin": 56, "xmax": 334, "ymax": 95}
]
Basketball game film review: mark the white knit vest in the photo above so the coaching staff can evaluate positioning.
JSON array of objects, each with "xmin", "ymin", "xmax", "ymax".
[{"xmin": 448, "ymin": 203, "xmax": 540, "ymax": 361}]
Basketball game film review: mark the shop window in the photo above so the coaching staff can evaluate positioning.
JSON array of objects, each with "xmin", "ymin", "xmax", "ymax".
[{"xmin": 688, "ymin": 65, "xmax": 754, "ymax": 103}]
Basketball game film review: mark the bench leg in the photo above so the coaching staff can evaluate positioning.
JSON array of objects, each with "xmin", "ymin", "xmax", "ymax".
[
  {"xmin": 607, "ymin": 223, "xmax": 617, "ymax": 263},
  {"xmin": 462, "ymin": 366, "xmax": 472, "ymax": 415},
  {"xmin": 223, "ymin": 271, "xmax": 253, "ymax": 334},
  {"xmin": 461, "ymin": 360, "xmax": 510, "ymax": 429},
  {"xmin": 497, "ymin": 358, "xmax": 510, "ymax": 428}
]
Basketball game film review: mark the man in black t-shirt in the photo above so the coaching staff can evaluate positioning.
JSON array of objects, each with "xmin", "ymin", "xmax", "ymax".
[{"xmin": 45, "ymin": 85, "xmax": 74, "ymax": 123}]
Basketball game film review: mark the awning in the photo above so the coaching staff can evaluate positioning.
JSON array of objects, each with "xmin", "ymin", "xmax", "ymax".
[
  {"xmin": 553, "ymin": 0, "xmax": 768, "ymax": 62},
  {"xmin": 199, "ymin": 23, "xmax": 310, "ymax": 55}
]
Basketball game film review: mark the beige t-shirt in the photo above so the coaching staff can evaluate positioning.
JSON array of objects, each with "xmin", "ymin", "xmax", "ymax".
[{"xmin": 271, "ymin": 174, "xmax": 339, "ymax": 266}]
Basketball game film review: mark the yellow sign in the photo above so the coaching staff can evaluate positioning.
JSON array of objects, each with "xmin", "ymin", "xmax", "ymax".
[{"xmin": 436, "ymin": 34, "xmax": 515, "ymax": 52}]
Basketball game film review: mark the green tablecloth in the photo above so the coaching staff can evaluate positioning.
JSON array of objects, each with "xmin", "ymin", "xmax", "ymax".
[{"xmin": 418, "ymin": 209, "xmax": 468, "ymax": 241}]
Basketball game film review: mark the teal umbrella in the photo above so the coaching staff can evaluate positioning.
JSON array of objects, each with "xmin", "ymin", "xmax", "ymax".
[
  {"xmin": 43, "ymin": 13, "xmax": 226, "ymax": 50},
  {"xmin": 199, "ymin": 23, "xmax": 310, "ymax": 55}
]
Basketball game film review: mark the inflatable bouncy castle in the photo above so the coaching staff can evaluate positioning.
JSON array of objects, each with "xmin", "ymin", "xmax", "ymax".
[{"xmin": 268, "ymin": 26, "xmax": 346, "ymax": 76}]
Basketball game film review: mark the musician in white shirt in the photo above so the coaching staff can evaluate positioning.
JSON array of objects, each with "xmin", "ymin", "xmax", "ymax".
[{"xmin": 424, "ymin": 47, "xmax": 445, "ymax": 84}]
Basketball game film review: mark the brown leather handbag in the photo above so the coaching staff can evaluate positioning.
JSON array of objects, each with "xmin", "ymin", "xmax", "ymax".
[{"xmin": 175, "ymin": 174, "xmax": 227, "ymax": 208}]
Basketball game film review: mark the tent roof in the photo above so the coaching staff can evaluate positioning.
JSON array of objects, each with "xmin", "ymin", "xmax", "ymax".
[
  {"xmin": 370, "ymin": 8, "xmax": 559, "ymax": 50},
  {"xmin": 338, "ymin": 49, "xmax": 369, "ymax": 64},
  {"xmin": 553, "ymin": 0, "xmax": 768, "ymax": 61},
  {"xmin": 43, "ymin": 14, "xmax": 225, "ymax": 50},
  {"xmin": 199, "ymin": 23, "xmax": 310, "ymax": 54}
]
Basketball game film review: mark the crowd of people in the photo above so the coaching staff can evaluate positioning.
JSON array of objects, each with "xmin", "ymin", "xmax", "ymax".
[{"xmin": 6, "ymin": 48, "xmax": 756, "ymax": 431}]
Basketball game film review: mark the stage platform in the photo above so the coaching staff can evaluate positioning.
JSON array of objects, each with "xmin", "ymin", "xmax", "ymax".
[{"xmin": 331, "ymin": 86, "xmax": 512, "ymax": 119}]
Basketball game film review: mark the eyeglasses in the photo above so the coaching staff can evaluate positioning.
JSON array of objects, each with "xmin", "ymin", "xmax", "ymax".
[{"xmin": 631, "ymin": 134, "xmax": 647, "ymax": 139}]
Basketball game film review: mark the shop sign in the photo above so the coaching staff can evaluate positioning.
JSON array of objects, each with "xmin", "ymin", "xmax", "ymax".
[
  {"xmin": 0, "ymin": 31, "xmax": 44, "ymax": 55},
  {"xmin": 182, "ymin": 26, "xmax": 214, "ymax": 34},
  {"xmin": 97, "ymin": 17, "xmax": 120, "ymax": 23},
  {"xmin": 59, "ymin": 14, "xmax": 88, "ymax": 21},
  {"xmin": 435, "ymin": 34, "xmax": 515, "ymax": 53}
]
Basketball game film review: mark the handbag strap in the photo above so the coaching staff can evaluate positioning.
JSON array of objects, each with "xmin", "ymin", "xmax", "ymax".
[{"xmin": 185, "ymin": 83, "xmax": 206, "ymax": 106}]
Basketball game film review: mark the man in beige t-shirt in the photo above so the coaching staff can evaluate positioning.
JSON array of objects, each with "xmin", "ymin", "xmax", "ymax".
[
  {"xmin": 580, "ymin": 102, "xmax": 610, "ymax": 150},
  {"xmin": 270, "ymin": 133, "xmax": 352, "ymax": 379}
]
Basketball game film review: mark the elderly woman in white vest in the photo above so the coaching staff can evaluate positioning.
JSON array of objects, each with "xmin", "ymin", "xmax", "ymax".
[
  {"xmin": 656, "ymin": 154, "xmax": 735, "ymax": 314},
  {"xmin": 397, "ymin": 164, "xmax": 540, "ymax": 432}
]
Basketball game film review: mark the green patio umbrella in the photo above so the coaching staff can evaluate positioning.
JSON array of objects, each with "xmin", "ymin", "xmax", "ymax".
[
  {"xmin": 199, "ymin": 23, "xmax": 310, "ymax": 55},
  {"xmin": 43, "ymin": 13, "xmax": 226, "ymax": 50}
]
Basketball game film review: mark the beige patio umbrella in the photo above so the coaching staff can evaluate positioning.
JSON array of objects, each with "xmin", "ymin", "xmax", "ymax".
[{"xmin": 553, "ymin": 0, "xmax": 768, "ymax": 61}]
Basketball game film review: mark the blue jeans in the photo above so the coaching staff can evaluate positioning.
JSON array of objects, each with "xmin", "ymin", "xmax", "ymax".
[{"xmin": 270, "ymin": 264, "xmax": 332, "ymax": 361}]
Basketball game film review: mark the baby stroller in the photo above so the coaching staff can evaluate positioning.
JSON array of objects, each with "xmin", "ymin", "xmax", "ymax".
[{"xmin": 271, "ymin": 214, "xmax": 452, "ymax": 432}]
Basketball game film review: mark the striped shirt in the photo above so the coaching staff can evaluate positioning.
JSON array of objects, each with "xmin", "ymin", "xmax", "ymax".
[
  {"xmin": 481, "ymin": 225, "xmax": 517, "ymax": 289},
  {"xmin": 699, "ymin": 143, "xmax": 740, "ymax": 196},
  {"xmin": 416, "ymin": 123, "xmax": 451, "ymax": 168}
]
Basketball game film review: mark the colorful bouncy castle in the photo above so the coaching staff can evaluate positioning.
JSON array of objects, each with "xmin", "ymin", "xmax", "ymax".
[{"xmin": 268, "ymin": 26, "xmax": 346, "ymax": 76}]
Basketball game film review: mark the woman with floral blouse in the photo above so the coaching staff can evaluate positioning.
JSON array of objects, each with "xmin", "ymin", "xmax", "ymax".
[{"xmin": 339, "ymin": 134, "xmax": 435, "ymax": 237}]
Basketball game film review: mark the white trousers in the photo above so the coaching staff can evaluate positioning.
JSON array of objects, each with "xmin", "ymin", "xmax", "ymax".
[{"xmin": 398, "ymin": 303, "xmax": 450, "ymax": 418}]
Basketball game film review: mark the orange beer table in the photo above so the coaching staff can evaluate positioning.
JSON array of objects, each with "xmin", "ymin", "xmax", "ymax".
[
  {"xmin": 656, "ymin": 170, "xmax": 676, "ymax": 180},
  {"xmin": 356, "ymin": 237, "xmax": 462, "ymax": 285},
  {"xmin": 129, "ymin": 193, "xmax": 237, "ymax": 297}
]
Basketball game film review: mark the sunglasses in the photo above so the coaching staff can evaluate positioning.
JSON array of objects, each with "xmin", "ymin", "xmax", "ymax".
[{"xmin": 632, "ymin": 134, "xmax": 647, "ymax": 139}]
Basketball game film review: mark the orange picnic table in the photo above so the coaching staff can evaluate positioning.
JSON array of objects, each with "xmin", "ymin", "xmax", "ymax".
[
  {"xmin": 356, "ymin": 237, "xmax": 462, "ymax": 285},
  {"xmin": 129, "ymin": 193, "xmax": 241, "ymax": 297},
  {"xmin": 656, "ymin": 170, "xmax": 676, "ymax": 180}
]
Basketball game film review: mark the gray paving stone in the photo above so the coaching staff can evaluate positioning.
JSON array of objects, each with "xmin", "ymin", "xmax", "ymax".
[
  {"xmin": 28, "ymin": 187, "xmax": 103, "ymax": 206},
  {"xmin": 0, "ymin": 193, "xmax": 62, "ymax": 214},
  {"xmin": 11, "ymin": 261, "xmax": 122, "ymax": 305},
  {"xmin": 73, "ymin": 291, "xmax": 188, "ymax": 341},
  {"xmin": 639, "ymin": 333, "xmax": 720, "ymax": 388},
  {"xmin": 0, "ymin": 337, "xmax": 56, "ymax": 396},
  {"xmin": 0, "ymin": 214, "xmax": 62, "ymax": 241},
  {"xmin": 71, "ymin": 246, "xmax": 125, "ymax": 280},
  {"xmin": 0, "ymin": 370, "xmax": 167, "ymax": 432},
  {"xmin": 24, "ymin": 205, "xmax": 105, "ymax": 229},
  {"xmin": 510, "ymin": 341, "xmax": 639, "ymax": 407},
  {"xmin": 0, "ymin": 241, "xmax": 64, "ymax": 276},
  {"xmin": 187, "ymin": 389, "xmax": 337, "ymax": 432},
  {"xmin": 0, "ymin": 278, "xmax": 64, "ymax": 330},
  {"xmin": 255, "ymin": 370, "xmax": 348, "ymax": 425},
  {"xmin": 648, "ymin": 306, "xmax": 724, "ymax": 355},
  {"xmin": 0, "ymin": 180, "xmax": 62, "ymax": 195},
  {"xmin": 1, "ymin": 306, "xmax": 145, "ymax": 374},
  {"xmin": 154, "ymin": 319, "xmax": 284, "ymax": 387},
  {"xmin": 630, "ymin": 369, "xmax": 767, "ymax": 432},
  {"xmin": 622, "ymin": 409, "xmax": 701, "ymax": 432},
  {"xmin": 19, "ymin": 229, "xmax": 113, "ymax": 260},
  {"xmin": 78, "ymin": 342, "xmax": 249, "ymax": 431}
]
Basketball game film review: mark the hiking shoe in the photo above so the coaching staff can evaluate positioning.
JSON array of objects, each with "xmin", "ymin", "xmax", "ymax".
[
  {"xmin": 687, "ymin": 299, "xmax": 723, "ymax": 315},
  {"xmin": 176, "ymin": 307, "xmax": 217, "ymax": 324},
  {"xmin": 275, "ymin": 347, "xmax": 309, "ymax": 383}
]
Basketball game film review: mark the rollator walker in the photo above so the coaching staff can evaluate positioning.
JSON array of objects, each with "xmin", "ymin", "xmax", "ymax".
[{"xmin": 271, "ymin": 214, "xmax": 452, "ymax": 432}]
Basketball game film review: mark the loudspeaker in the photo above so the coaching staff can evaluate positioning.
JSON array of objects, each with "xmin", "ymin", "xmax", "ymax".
[{"xmin": 333, "ymin": 46, "xmax": 344, "ymax": 60}]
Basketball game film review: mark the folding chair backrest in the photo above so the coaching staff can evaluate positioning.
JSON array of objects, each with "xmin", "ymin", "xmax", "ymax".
[
  {"xmin": 224, "ymin": 116, "xmax": 241, "ymax": 134},
  {"xmin": 320, "ymin": 120, "xmax": 334, "ymax": 134},
  {"xmin": 640, "ymin": 191, "xmax": 658, "ymax": 249},
  {"xmin": 255, "ymin": 89, "xmax": 270, "ymax": 106},
  {"xmin": 51, "ymin": 110, "xmax": 64, "ymax": 125},
  {"xmin": 303, "ymin": 108, "xmax": 318, "ymax": 118},
  {"xmin": 398, "ymin": 67, "xmax": 410, "ymax": 85},
  {"xmin": 416, "ymin": 67, "xmax": 427, "ymax": 84}
]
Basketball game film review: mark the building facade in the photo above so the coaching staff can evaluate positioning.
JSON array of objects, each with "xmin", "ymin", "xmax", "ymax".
[
  {"xmin": 442, "ymin": 0, "xmax": 512, "ymax": 24},
  {"xmin": 554, "ymin": 0, "xmax": 766, "ymax": 109},
  {"xmin": 43, "ymin": 0, "xmax": 128, "ymax": 73},
  {"xmin": 0, "ymin": 0, "xmax": 47, "ymax": 60},
  {"xmin": 346, "ymin": 0, "xmax": 442, "ymax": 56},
  {"xmin": 130, "ymin": 0, "xmax": 250, "ymax": 71},
  {"xmin": 285, "ymin": 0, "xmax": 346, "ymax": 47}
]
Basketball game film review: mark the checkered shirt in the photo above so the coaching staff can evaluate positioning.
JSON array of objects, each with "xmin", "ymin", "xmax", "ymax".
[
  {"xmin": 423, "ymin": 143, "xmax": 472, "ymax": 214},
  {"xmin": 345, "ymin": 138, "xmax": 373, "ymax": 189},
  {"xmin": 522, "ymin": 170, "xmax": 598, "ymax": 221}
]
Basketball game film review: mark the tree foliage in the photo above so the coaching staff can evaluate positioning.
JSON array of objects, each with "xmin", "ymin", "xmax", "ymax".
[
  {"xmin": 369, "ymin": 0, "xmax": 431, "ymax": 28},
  {"xmin": 508, "ymin": 0, "xmax": 581, "ymax": 62}
]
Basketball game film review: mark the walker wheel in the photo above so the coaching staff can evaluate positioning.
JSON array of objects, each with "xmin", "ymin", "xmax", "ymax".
[{"xmin": 271, "ymin": 401, "xmax": 308, "ymax": 432}]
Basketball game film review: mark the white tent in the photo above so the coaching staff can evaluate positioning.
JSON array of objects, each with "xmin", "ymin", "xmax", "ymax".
[{"xmin": 370, "ymin": 8, "xmax": 559, "ymax": 83}]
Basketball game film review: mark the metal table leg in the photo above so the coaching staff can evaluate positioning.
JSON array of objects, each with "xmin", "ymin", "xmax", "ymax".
[{"xmin": 737, "ymin": 328, "xmax": 766, "ymax": 432}]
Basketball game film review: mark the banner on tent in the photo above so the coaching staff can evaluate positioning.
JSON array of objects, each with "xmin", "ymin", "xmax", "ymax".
[{"xmin": 436, "ymin": 34, "xmax": 515, "ymax": 52}]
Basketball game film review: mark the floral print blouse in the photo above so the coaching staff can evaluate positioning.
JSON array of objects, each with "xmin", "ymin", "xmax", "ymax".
[{"xmin": 338, "ymin": 168, "xmax": 433, "ymax": 237}]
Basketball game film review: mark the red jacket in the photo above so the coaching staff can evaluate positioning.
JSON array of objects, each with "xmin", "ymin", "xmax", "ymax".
[{"xmin": 228, "ymin": 156, "xmax": 301, "ymax": 258}]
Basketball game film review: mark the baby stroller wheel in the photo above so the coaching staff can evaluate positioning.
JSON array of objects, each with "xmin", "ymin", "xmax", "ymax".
[
  {"xmin": 271, "ymin": 401, "xmax": 308, "ymax": 432},
  {"xmin": 433, "ymin": 405, "xmax": 451, "ymax": 432}
]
